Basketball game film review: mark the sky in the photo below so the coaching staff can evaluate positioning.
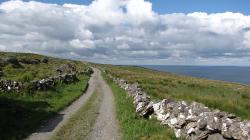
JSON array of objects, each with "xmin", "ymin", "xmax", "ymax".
[
  {"xmin": 3, "ymin": 0, "xmax": 249, "ymax": 15},
  {"xmin": 0, "ymin": 0, "xmax": 250, "ymax": 65}
]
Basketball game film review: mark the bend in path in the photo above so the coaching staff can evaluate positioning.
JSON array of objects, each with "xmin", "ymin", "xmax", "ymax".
[
  {"xmin": 86, "ymin": 68, "xmax": 121, "ymax": 140},
  {"xmin": 26, "ymin": 68, "xmax": 98, "ymax": 140}
]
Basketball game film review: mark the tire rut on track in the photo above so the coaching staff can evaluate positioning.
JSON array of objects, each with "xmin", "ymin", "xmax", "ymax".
[{"xmin": 26, "ymin": 68, "xmax": 99, "ymax": 140}]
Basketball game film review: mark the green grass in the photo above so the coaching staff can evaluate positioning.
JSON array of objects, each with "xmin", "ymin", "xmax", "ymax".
[
  {"xmin": 99, "ymin": 65, "xmax": 250, "ymax": 120},
  {"xmin": 0, "ymin": 52, "xmax": 92, "ymax": 139},
  {"xmin": 0, "ymin": 52, "xmax": 87, "ymax": 81},
  {"xmin": 104, "ymin": 74, "xmax": 177, "ymax": 140},
  {"xmin": 51, "ymin": 89, "xmax": 102, "ymax": 140},
  {"xmin": 0, "ymin": 74, "xmax": 89, "ymax": 140}
]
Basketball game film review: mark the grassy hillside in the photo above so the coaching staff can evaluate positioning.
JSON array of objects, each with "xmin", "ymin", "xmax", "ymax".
[
  {"xmin": 0, "ymin": 52, "xmax": 90, "ymax": 140},
  {"xmin": 0, "ymin": 52, "xmax": 87, "ymax": 81},
  {"xmin": 100, "ymin": 65, "xmax": 250, "ymax": 120}
]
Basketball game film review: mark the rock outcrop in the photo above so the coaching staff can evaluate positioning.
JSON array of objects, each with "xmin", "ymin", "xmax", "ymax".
[
  {"xmin": 110, "ymin": 75, "xmax": 250, "ymax": 140},
  {"xmin": 56, "ymin": 63, "xmax": 77, "ymax": 74},
  {"xmin": 0, "ymin": 57, "xmax": 49, "ymax": 67},
  {"xmin": 0, "ymin": 71, "xmax": 3, "ymax": 77},
  {"xmin": 4, "ymin": 57, "xmax": 22, "ymax": 68},
  {"xmin": 19, "ymin": 58, "xmax": 40, "ymax": 64},
  {"xmin": 41, "ymin": 58, "xmax": 49, "ymax": 63},
  {"xmin": 79, "ymin": 67, "xmax": 94, "ymax": 76},
  {"xmin": 0, "ymin": 67, "xmax": 3, "ymax": 77}
]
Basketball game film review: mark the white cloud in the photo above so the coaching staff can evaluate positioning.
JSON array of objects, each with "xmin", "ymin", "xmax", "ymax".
[
  {"xmin": 243, "ymin": 31, "xmax": 250, "ymax": 48},
  {"xmin": 0, "ymin": 0, "xmax": 250, "ymax": 65}
]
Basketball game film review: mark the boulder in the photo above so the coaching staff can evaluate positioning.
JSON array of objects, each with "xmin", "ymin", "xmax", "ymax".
[
  {"xmin": 195, "ymin": 130, "xmax": 210, "ymax": 140},
  {"xmin": 0, "ymin": 58, "xmax": 6, "ymax": 67},
  {"xmin": 62, "ymin": 73, "xmax": 79, "ymax": 84},
  {"xmin": 5, "ymin": 57, "xmax": 22, "ymax": 68},
  {"xmin": 41, "ymin": 58, "xmax": 49, "ymax": 63},
  {"xmin": 0, "ymin": 71, "xmax": 3, "ymax": 77},
  {"xmin": 56, "ymin": 63, "xmax": 76, "ymax": 74},
  {"xmin": 19, "ymin": 58, "xmax": 40, "ymax": 64},
  {"xmin": 207, "ymin": 133, "xmax": 225, "ymax": 140},
  {"xmin": 81, "ymin": 67, "xmax": 93, "ymax": 76}
]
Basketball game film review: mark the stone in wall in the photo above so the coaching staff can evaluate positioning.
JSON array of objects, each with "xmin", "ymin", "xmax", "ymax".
[{"xmin": 0, "ymin": 80, "xmax": 22, "ymax": 92}]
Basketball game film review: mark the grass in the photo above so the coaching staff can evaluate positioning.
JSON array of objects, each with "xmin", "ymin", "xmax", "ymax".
[
  {"xmin": 0, "ymin": 75, "xmax": 89, "ymax": 140},
  {"xmin": 104, "ymin": 73, "xmax": 178, "ymax": 140},
  {"xmin": 0, "ymin": 52, "xmax": 87, "ymax": 81},
  {"xmin": 99, "ymin": 65, "xmax": 250, "ymax": 120},
  {"xmin": 0, "ymin": 52, "xmax": 91, "ymax": 140},
  {"xmin": 51, "ymin": 89, "xmax": 102, "ymax": 140}
]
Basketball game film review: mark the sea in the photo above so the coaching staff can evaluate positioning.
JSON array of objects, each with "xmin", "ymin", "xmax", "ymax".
[{"xmin": 141, "ymin": 65, "xmax": 250, "ymax": 85}]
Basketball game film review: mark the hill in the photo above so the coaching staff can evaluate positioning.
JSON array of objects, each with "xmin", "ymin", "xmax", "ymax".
[
  {"xmin": 0, "ymin": 52, "xmax": 90, "ymax": 140},
  {"xmin": 100, "ymin": 64, "xmax": 250, "ymax": 120},
  {"xmin": 0, "ymin": 52, "xmax": 87, "ymax": 81}
]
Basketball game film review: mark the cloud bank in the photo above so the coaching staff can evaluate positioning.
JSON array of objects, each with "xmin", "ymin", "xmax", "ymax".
[{"xmin": 0, "ymin": 0, "xmax": 250, "ymax": 65}]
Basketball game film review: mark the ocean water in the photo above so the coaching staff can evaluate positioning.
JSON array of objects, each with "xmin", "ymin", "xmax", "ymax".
[{"xmin": 141, "ymin": 65, "xmax": 250, "ymax": 85}]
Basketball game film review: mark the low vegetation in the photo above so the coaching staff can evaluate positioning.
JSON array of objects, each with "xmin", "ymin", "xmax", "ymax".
[
  {"xmin": 0, "ymin": 52, "xmax": 90, "ymax": 140},
  {"xmin": 0, "ymin": 52, "xmax": 87, "ymax": 81},
  {"xmin": 104, "ymin": 74, "xmax": 178, "ymax": 140},
  {"xmin": 0, "ymin": 75, "xmax": 89, "ymax": 139},
  {"xmin": 101, "ymin": 65, "xmax": 250, "ymax": 120},
  {"xmin": 51, "ymin": 89, "xmax": 102, "ymax": 140}
]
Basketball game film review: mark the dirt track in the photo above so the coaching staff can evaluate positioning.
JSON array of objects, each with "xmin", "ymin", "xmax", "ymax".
[
  {"xmin": 26, "ymin": 68, "xmax": 120, "ymax": 140},
  {"xmin": 27, "ymin": 68, "xmax": 98, "ymax": 140},
  {"xmin": 86, "ymin": 68, "xmax": 121, "ymax": 140}
]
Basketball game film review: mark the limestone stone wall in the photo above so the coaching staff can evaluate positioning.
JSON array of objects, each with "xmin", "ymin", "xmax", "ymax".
[
  {"xmin": 0, "ymin": 73, "xmax": 79, "ymax": 92},
  {"xmin": 110, "ymin": 75, "xmax": 250, "ymax": 140}
]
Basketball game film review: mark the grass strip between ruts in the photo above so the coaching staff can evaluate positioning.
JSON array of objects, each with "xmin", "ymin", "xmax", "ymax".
[{"xmin": 51, "ymin": 88, "xmax": 102, "ymax": 140}]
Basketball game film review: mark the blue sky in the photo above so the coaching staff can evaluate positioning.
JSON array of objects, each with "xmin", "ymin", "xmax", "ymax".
[
  {"xmin": 150, "ymin": 0, "xmax": 250, "ymax": 15},
  {"xmin": 1, "ymin": 0, "xmax": 250, "ymax": 14},
  {"xmin": 1, "ymin": 0, "xmax": 250, "ymax": 65}
]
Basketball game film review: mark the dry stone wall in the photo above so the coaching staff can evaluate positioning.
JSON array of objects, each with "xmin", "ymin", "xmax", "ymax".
[
  {"xmin": 0, "ymin": 73, "xmax": 79, "ymax": 93},
  {"xmin": 0, "ymin": 80, "xmax": 22, "ymax": 92},
  {"xmin": 0, "ymin": 67, "xmax": 93, "ymax": 93},
  {"xmin": 110, "ymin": 75, "xmax": 250, "ymax": 140},
  {"xmin": 30, "ymin": 73, "xmax": 79, "ymax": 91}
]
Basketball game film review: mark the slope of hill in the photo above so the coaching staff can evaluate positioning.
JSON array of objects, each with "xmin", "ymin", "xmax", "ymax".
[
  {"xmin": 0, "ymin": 52, "xmax": 87, "ymax": 81},
  {"xmin": 0, "ymin": 52, "xmax": 90, "ymax": 140},
  {"xmin": 101, "ymin": 64, "xmax": 250, "ymax": 120}
]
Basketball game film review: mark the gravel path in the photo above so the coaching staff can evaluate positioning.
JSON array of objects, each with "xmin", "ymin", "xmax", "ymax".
[
  {"xmin": 86, "ymin": 69, "xmax": 121, "ymax": 140},
  {"xmin": 26, "ymin": 68, "xmax": 98, "ymax": 140}
]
